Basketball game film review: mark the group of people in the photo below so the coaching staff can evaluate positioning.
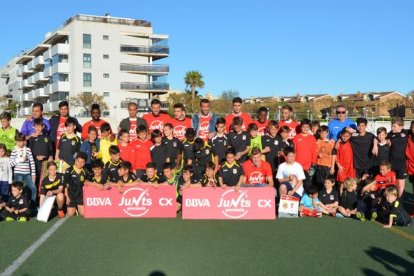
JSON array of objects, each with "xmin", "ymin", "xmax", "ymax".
[{"xmin": 0, "ymin": 97, "xmax": 412, "ymax": 228}]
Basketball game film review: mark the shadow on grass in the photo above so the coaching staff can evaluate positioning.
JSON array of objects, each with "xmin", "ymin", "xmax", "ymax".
[
  {"xmin": 149, "ymin": 271, "xmax": 166, "ymax": 276},
  {"xmin": 362, "ymin": 247, "xmax": 414, "ymax": 275}
]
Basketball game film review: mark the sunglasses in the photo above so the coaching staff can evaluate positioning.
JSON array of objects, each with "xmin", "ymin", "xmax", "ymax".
[{"xmin": 336, "ymin": 111, "xmax": 346, "ymax": 114}]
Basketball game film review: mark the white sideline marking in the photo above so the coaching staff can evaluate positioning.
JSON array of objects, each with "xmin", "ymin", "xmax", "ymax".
[{"xmin": 1, "ymin": 217, "xmax": 67, "ymax": 276}]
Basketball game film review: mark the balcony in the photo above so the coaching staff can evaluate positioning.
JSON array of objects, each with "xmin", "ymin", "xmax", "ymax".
[
  {"xmin": 27, "ymin": 91, "xmax": 35, "ymax": 100},
  {"xmin": 44, "ymin": 66, "xmax": 52, "ymax": 78},
  {"xmin": 43, "ymin": 49, "xmax": 51, "ymax": 61},
  {"xmin": 51, "ymin": 62, "xmax": 69, "ymax": 75},
  {"xmin": 51, "ymin": 81, "xmax": 70, "ymax": 93},
  {"xmin": 49, "ymin": 101, "xmax": 60, "ymax": 111},
  {"xmin": 34, "ymin": 88, "xmax": 48, "ymax": 98},
  {"xmin": 51, "ymin": 43, "xmax": 69, "ymax": 56},
  {"xmin": 120, "ymin": 82, "xmax": 169, "ymax": 92},
  {"xmin": 32, "ymin": 72, "xmax": 48, "ymax": 83},
  {"xmin": 44, "ymin": 85, "xmax": 52, "ymax": 95},
  {"xmin": 19, "ymin": 93, "xmax": 30, "ymax": 102},
  {"xmin": 18, "ymin": 65, "xmax": 34, "ymax": 77},
  {"xmin": 22, "ymin": 79, "xmax": 33, "ymax": 88},
  {"xmin": 34, "ymin": 56, "xmax": 45, "ymax": 68},
  {"xmin": 120, "ymin": 63, "xmax": 169, "ymax": 75},
  {"xmin": 120, "ymin": 45, "xmax": 169, "ymax": 61}
]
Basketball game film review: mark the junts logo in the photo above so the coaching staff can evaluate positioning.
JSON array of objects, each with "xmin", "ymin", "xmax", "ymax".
[
  {"xmin": 248, "ymin": 172, "xmax": 264, "ymax": 184},
  {"xmin": 174, "ymin": 125, "xmax": 187, "ymax": 138},
  {"xmin": 150, "ymin": 120, "xmax": 164, "ymax": 130},
  {"xmin": 217, "ymin": 189, "xmax": 251, "ymax": 219},
  {"xmin": 119, "ymin": 187, "xmax": 152, "ymax": 217},
  {"xmin": 199, "ymin": 121, "xmax": 209, "ymax": 136}
]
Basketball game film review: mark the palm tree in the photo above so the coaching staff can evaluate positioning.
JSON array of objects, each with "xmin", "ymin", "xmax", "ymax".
[{"xmin": 184, "ymin": 70, "xmax": 205, "ymax": 112}]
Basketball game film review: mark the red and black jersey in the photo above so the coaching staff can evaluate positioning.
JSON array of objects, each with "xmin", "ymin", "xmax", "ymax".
[{"xmin": 374, "ymin": 171, "xmax": 396, "ymax": 190}]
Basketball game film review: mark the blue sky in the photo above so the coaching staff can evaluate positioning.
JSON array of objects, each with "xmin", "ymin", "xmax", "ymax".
[{"xmin": 1, "ymin": 0, "xmax": 413, "ymax": 98}]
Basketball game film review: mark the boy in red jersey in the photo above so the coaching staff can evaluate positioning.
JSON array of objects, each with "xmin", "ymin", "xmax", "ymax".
[
  {"xmin": 117, "ymin": 129, "xmax": 136, "ymax": 167},
  {"xmin": 333, "ymin": 129, "xmax": 355, "ymax": 194},
  {"xmin": 292, "ymin": 119, "xmax": 317, "ymax": 192},
  {"xmin": 131, "ymin": 125, "xmax": 153, "ymax": 178}
]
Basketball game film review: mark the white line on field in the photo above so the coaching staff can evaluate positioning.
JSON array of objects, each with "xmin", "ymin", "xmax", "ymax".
[{"xmin": 1, "ymin": 217, "xmax": 67, "ymax": 276}]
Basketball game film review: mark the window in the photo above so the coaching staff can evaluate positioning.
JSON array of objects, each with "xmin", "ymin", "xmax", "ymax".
[
  {"xmin": 50, "ymin": 92, "xmax": 69, "ymax": 102},
  {"xmin": 83, "ymin": 34, "xmax": 91, "ymax": 48},
  {"xmin": 52, "ymin": 54, "xmax": 68, "ymax": 65},
  {"xmin": 103, "ymin": 111, "xmax": 110, "ymax": 116},
  {"xmin": 83, "ymin": 73, "xmax": 92, "ymax": 87},
  {"xmin": 103, "ymin": 35, "xmax": 109, "ymax": 40},
  {"xmin": 83, "ymin": 54, "xmax": 91, "ymax": 68},
  {"xmin": 371, "ymin": 108, "xmax": 376, "ymax": 112},
  {"xmin": 83, "ymin": 92, "xmax": 92, "ymax": 97},
  {"xmin": 103, "ymin": 54, "xmax": 109, "ymax": 59},
  {"xmin": 103, "ymin": 73, "xmax": 109, "ymax": 78},
  {"xmin": 52, "ymin": 73, "xmax": 69, "ymax": 83},
  {"xmin": 103, "ymin": 92, "xmax": 110, "ymax": 97}
]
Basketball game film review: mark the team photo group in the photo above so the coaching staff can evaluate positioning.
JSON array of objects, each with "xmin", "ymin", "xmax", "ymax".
[{"xmin": 0, "ymin": 97, "xmax": 413, "ymax": 227}]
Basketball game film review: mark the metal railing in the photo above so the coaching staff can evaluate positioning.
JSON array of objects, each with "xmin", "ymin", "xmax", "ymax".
[
  {"xmin": 120, "ymin": 63, "xmax": 169, "ymax": 73},
  {"xmin": 120, "ymin": 82, "xmax": 169, "ymax": 91},
  {"xmin": 120, "ymin": 45, "xmax": 169, "ymax": 55}
]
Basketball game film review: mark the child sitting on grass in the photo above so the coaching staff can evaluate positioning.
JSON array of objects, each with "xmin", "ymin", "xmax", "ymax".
[
  {"xmin": 299, "ymin": 185, "xmax": 322, "ymax": 217},
  {"xmin": 337, "ymin": 178, "xmax": 358, "ymax": 218},
  {"xmin": 379, "ymin": 185, "xmax": 412, "ymax": 228},
  {"xmin": 318, "ymin": 176, "xmax": 339, "ymax": 216},
  {"xmin": 1, "ymin": 182, "xmax": 30, "ymax": 222}
]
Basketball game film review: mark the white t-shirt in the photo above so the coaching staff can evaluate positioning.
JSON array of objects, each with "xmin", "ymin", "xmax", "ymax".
[{"xmin": 276, "ymin": 161, "xmax": 305, "ymax": 196}]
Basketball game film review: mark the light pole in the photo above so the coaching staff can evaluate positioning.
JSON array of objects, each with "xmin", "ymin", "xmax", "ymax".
[
  {"xmin": 278, "ymin": 106, "xmax": 281, "ymax": 121},
  {"xmin": 113, "ymin": 105, "xmax": 118, "ymax": 122},
  {"xmin": 307, "ymin": 110, "xmax": 310, "ymax": 120},
  {"xmin": 16, "ymin": 104, "xmax": 20, "ymax": 118}
]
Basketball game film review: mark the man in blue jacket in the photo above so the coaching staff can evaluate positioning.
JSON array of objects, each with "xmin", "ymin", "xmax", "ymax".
[
  {"xmin": 192, "ymin": 98, "xmax": 218, "ymax": 140},
  {"xmin": 21, "ymin": 103, "xmax": 50, "ymax": 140}
]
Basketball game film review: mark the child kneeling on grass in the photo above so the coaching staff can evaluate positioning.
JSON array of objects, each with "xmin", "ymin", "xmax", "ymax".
[
  {"xmin": 337, "ymin": 178, "xmax": 358, "ymax": 218},
  {"xmin": 39, "ymin": 161, "xmax": 65, "ymax": 218},
  {"xmin": 299, "ymin": 185, "xmax": 322, "ymax": 217},
  {"xmin": 1, "ymin": 182, "xmax": 30, "ymax": 222},
  {"xmin": 379, "ymin": 185, "xmax": 412, "ymax": 228}
]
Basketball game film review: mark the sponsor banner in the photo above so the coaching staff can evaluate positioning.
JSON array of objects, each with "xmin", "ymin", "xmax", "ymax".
[
  {"xmin": 84, "ymin": 185, "xmax": 177, "ymax": 218},
  {"xmin": 278, "ymin": 195, "xmax": 300, "ymax": 218},
  {"xmin": 182, "ymin": 187, "xmax": 275, "ymax": 220}
]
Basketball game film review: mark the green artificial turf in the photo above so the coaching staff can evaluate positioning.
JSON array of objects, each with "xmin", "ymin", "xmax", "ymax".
[{"xmin": 1, "ymin": 184, "xmax": 413, "ymax": 275}]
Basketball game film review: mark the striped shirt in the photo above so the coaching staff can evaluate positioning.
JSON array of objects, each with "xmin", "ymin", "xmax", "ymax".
[{"xmin": 10, "ymin": 146, "xmax": 36, "ymax": 176}]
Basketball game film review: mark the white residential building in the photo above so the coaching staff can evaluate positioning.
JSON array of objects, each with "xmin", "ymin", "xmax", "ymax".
[{"xmin": 0, "ymin": 14, "xmax": 169, "ymax": 118}]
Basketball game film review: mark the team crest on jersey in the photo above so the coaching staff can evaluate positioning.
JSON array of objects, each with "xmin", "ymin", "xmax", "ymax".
[
  {"xmin": 72, "ymin": 141, "xmax": 76, "ymax": 146},
  {"xmin": 206, "ymin": 149, "xmax": 210, "ymax": 155},
  {"xmin": 401, "ymin": 133, "xmax": 406, "ymax": 137},
  {"xmin": 242, "ymin": 135, "xmax": 246, "ymax": 140},
  {"xmin": 233, "ymin": 168, "xmax": 237, "ymax": 174},
  {"xmin": 274, "ymin": 140, "xmax": 278, "ymax": 145},
  {"xmin": 19, "ymin": 199, "xmax": 24, "ymax": 204},
  {"xmin": 330, "ymin": 195, "xmax": 334, "ymax": 200},
  {"xmin": 80, "ymin": 176, "xmax": 84, "ymax": 182},
  {"xmin": 173, "ymin": 142, "xmax": 177, "ymax": 147}
]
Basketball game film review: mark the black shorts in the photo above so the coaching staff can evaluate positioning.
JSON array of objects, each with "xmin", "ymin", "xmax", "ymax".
[
  {"xmin": 68, "ymin": 194, "xmax": 83, "ymax": 208},
  {"xmin": 391, "ymin": 162, "xmax": 407, "ymax": 180}
]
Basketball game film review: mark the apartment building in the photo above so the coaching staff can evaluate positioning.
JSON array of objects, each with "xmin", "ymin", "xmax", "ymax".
[{"xmin": 0, "ymin": 14, "xmax": 169, "ymax": 118}]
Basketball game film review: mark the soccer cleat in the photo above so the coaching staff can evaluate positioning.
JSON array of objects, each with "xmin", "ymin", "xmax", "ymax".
[
  {"xmin": 5, "ymin": 216, "xmax": 14, "ymax": 222},
  {"xmin": 58, "ymin": 210, "xmax": 65, "ymax": 218},
  {"xmin": 371, "ymin": 211, "xmax": 378, "ymax": 221},
  {"xmin": 356, "ymin": 212, "xmax": 365, "ymax": 221},
  {"xmin": 18, "ymin": 217, "xmax": 27, "ymax": 222}
]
